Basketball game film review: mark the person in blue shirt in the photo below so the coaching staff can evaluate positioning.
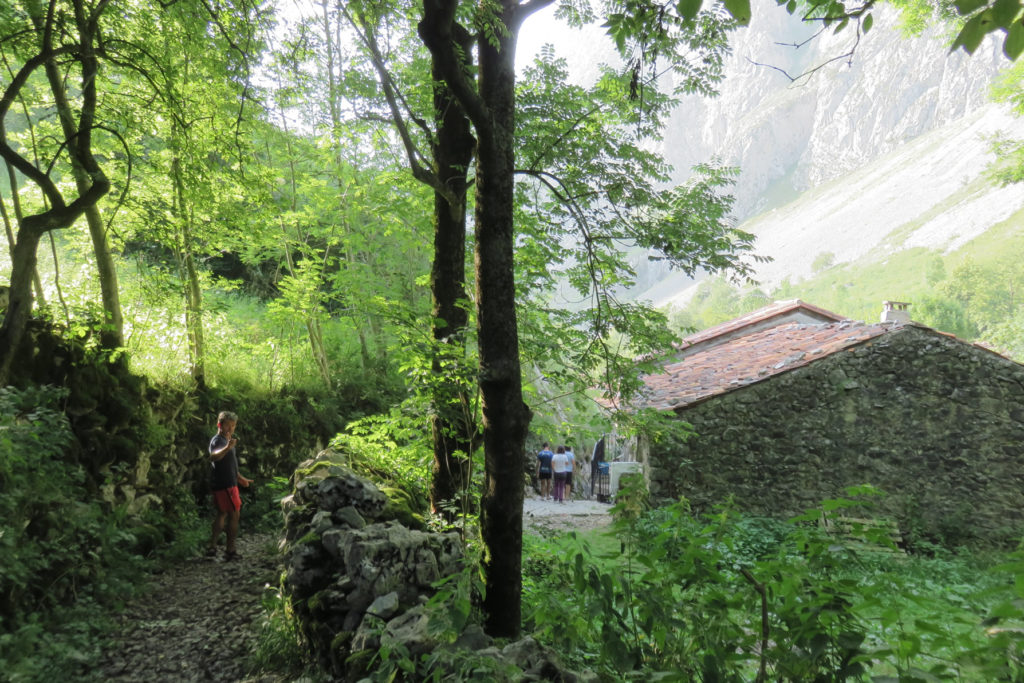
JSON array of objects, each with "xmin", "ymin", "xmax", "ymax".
[{"xmin": 536, "ymin": 442, "xmax": 554, "ymax": 500}]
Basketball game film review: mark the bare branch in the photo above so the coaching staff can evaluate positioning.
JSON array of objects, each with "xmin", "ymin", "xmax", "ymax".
[
  {"xmin": 0, "ymin": 44, "xmax": 81, "ymax": 208},
  {"xmin": 774, "ymin": 26, "xmax": 828, "ymax": 50},
  {"xmin": 196, "ymin": 0, "xmax": 259, "ymax": 166},
  {"xmin": 94, "ymin": 124, "xmax": 132, "ymax": 239},
  {"xmin": 523, "ymin": 100, "xmax": 605, "ymax": 173},
  {"xmin": 749, "ymin": 22, "xmax": 863, "ymax": 84},
  {"xmin": 0, "ymin": 27, "xmax": 39, "ymax": 49}
]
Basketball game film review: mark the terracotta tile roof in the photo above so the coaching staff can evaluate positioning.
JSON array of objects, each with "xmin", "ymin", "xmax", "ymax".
[
  {"xmin": 679, "ymin": 299, "xmax": 846, "ymax": 350},
  {"xmin": 639, "ymin": 321, "xmax": 892, "ymax": 411},
  {"xmin": 640, "ymin": 300, "xmax": 849, "ymax": 367}
]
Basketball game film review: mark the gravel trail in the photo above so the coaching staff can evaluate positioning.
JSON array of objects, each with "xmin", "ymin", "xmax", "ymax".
[
  {"xmin": 92, "ymin": 532, "xmax": 282, "ymax": 683},
  {"xmin": 522, "ymin": 492, "xmax": 615, "ymax": 535}
]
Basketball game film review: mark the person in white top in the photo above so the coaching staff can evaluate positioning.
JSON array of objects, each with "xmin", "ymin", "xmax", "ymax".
[
  {"xmin": 551, "ymin": 446, "xmax": 569, "ymax": 503},
  {"xmin": 564, "ymin": 445, "xmax": 575, "ymax": 500}
]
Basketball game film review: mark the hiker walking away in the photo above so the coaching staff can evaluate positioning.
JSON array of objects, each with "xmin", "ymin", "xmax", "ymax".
[
  {"xmin": 564, "ymin": 445, "xmax": 576, "ymax": 500},
  {"xmin": 207, "ymin": 411, "xmax": 253, "ymax": 561},
  {"xmin": 537, "ymin": 442, "xmax": 554, "ymax": 500},
  {"xmin": 552, "ymin": 445, "xmax": 569, "ymax": 503}
]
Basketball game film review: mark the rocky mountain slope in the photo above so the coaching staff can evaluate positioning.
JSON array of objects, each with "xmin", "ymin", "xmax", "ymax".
[
  {"xmin": 535, "ymin": 1, "xmax": 1024, "ymax": 309},
  {"xmin": 645, "ymin": 100, "xmax": 1024, "ymax": 308},
  {"xmin": 661, "ymin": 2, "xmax": 1011, "ymax": 220}
]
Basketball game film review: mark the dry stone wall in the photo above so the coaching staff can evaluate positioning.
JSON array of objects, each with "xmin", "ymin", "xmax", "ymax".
[
  {"xmin": 282, "ymin": 451, "xmax": 586, "ymax": 681},
  {"xmin": 647, "ymin": 326, "xmax": 1024, "ymax": 548}
]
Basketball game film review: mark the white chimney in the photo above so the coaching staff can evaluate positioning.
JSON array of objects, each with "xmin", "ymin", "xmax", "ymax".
[{"xmin": 881, "ymin": 301, "xmax": 911, "ymax": 323}]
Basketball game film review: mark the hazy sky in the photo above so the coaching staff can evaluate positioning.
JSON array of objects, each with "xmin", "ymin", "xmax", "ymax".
[
  {"xmin": 273, "ymin": 0, "xmax": 613, "ymax": 82},
  {"xmin": 515, "ymin": 4, "xmax": 615, "ymax": 83}
]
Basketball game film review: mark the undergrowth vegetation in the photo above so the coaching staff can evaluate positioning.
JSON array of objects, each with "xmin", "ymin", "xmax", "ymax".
[
  {"xmin": 523, "ymin": 477, "xmax": 1024, "ymax": 681},
  {"xmin": 251, "ymin": 472, "xmax": 1024, "ymax": 681},
  {"xmin": 0, "ymin": 309, "xmax": 390, "ymax": 679},
  {"xmin": 0, "ymin": 385, "xmax": 207, "ymax": 680}
]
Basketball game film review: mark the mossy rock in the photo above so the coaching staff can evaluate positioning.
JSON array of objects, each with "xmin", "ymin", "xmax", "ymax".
[
  {"xmin": 294, "ymin": 450, "xmax": 350, "ymax": 482},
  {"xmin": 342, "ymin": 646, "xmax": 375, "ymax": 680},
  {"xmin": 330, "ymin": 629, "xmax": 356, "ymax": 671},
  {"xmin": 380, "ymin": 486, "xmax": 426, "ymax": 530},
  {"xmin": 296, "ymin": 530, "xmax": 321, "ymax": 546}
]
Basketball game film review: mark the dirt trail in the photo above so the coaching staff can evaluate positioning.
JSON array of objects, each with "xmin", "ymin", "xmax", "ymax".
[
  {"xmin": 522, "ymin": 492, "xmax": 615, "ymax": 535},
  {"xmin": 89, "ymin": 496, "xmax": 610, "ymax": 682},
  {"xmin": 93, "ymin": 532, "xmax": 282, "ymax": 683}
]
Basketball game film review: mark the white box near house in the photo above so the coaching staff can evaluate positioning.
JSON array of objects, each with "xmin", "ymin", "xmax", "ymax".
[{"xmin": 608, "ymin": 461, "xmax": 642, "ymax": 498}]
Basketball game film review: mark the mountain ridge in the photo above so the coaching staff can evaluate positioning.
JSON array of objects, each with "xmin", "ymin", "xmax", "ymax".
[{"xmin": 636, "ymin": 2, "xmax": 1024, "ymax": 310}]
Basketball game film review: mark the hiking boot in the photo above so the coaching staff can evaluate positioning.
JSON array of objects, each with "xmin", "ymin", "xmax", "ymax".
[{"xmin": 224, "ymin": 550, "xmax": 240, "ymax": 562}]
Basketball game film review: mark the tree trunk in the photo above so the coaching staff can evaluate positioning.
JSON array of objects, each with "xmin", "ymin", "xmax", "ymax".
[
  {"xmin": 474, "ymin": 2, "xmax": 532, "ymax": 638},
  {"xmin": 171, "ymin": 154, "xmax": 205, "ymax": 386},
  {"xmin": 419, "ymin": 0, "xmax": 548, "ymax": 638},
  {"xmin": 428, "ymin": 16, "xmax": 476, "ymax": 517},
  {"xmin": 1, "ymin": 52, "xmax": 47, "ymax": 305},
  {"xmin": 181, "ymin": 239, "xmax": 205, "ymax": 385},
  {"xmin": 306, "ymin": 316, "xmax": 332, "ymax": 388},
  {"xmin": 37, "ymin": 4, "xmax": 123, "ymax": 349},
  {"xmin": 79, "ymin": 202, "xmax": 122, "ymax": 348},
  {"xmin": 0, "ymin": 226, "xmax": 43, "ymax": 382},
  {"xmin": 0, "ymin": 194, "xmax": 108, "ymax": 384},
  {"xmin": 3, "ymin": 162, "xmax": 46, "ymax": 304}
]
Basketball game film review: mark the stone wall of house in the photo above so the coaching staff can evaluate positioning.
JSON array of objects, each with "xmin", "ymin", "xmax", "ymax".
[
  {"xmin": 646, "ymin": 326, "xmax": 1024, "ymax": 548},
  {"xmin": 281, "ymin": 451, "xmax": 587, "ymax": 681}
]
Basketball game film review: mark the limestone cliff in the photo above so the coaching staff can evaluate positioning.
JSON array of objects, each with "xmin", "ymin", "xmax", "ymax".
[
  {"xmin": 662, "ymin": 2, "xmax": 1011, "ymax": 221},
  {"xmin": 519, "ymin": 2, "xmax": 1024, "ymax": 307}
]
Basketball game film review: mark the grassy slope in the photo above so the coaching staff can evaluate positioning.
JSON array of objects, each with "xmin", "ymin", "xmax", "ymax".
[{"xmin": 767, "ymin": 193, "xmax": 1024, "ymax": 329}]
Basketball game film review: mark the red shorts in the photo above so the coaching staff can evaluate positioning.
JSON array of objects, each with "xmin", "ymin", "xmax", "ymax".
[{"xmin": 213, "ymin": 486, "xmax": 241, "ymax": 513}]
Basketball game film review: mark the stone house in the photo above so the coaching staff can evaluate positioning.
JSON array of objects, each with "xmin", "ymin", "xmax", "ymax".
[{"xmin": 636, "ymin": 302, "xmax": 1024, "ymax": 547}]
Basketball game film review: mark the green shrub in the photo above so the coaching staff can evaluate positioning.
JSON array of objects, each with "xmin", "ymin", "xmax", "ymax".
[
  {"xmin": 0, "ymin": 385, "xmax": 152, "ymax": 677},
  {"xmin": 328, "ymin": 405, "xmax": 433, "ymax": 514},
  {"xmin": 248, "ymin": 476, "xmax": 294, "ymax": 532},
  {"xmin": 524, "ymin": 480, "xmax": 1020, "ymax": 681},
  {"xmin": 250, "ymin": 582, "xmax": 319, "ymax": 680}
]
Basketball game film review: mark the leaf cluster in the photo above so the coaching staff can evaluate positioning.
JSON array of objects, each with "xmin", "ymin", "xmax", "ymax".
[
  {"xmin": 776, "ymin": 0, "xmax": 1024, "ymax": 62},
  {"xmin": 951, "ymin": 0, "xmax": 1024, "ymax": 58},
  {"xmin": 513, "ymin": 51, "xmax": 760, "ymax": 406}
]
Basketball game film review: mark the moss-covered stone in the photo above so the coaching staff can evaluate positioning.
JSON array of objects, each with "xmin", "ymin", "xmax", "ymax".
[
  {"xmin": 380, "ymin": 486, "xmax": 426, "ymax": 530},
  {"xmin": 295, "ymin": 531, "xmax": 321, "ymax": 546},
  {"xmin": 294, "ymin": 456, "xmax": 348, "ymax": 481}
]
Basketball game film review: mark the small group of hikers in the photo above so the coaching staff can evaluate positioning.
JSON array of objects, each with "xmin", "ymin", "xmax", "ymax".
[{"xmin": 536, "ymin": 442, "xmax": 576, "ymax": 503}]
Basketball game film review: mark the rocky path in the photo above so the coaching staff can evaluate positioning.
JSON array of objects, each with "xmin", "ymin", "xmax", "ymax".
[
  {"xmin": 93, "ymin": 532, "xmax": 283, "ymax": 683},
  {"xmin": 87, "ymin": 497, "xmax": 610, "ymax": 683}
]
